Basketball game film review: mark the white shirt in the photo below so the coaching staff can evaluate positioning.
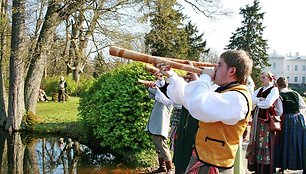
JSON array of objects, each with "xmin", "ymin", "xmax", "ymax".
[{"xmin": 166, "ymin": 73, "xmax": 250, "ymax": 125}]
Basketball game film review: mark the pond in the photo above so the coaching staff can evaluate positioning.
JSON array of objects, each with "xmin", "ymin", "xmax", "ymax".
[{"xmin": 0, "ymin": 130, "xmax": 146, "ymax": 174}]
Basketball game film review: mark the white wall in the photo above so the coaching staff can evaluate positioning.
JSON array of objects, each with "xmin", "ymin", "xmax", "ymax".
[{"xmin": 265, "ymin": 55, "xmax": 306, "ymax": 84}]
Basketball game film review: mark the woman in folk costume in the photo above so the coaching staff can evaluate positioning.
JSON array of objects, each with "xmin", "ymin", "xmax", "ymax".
[
  {"xmin": 275, "ymin": 76, "xmax": 306, "ymax": 173},
  {"xmin": 246, "ymin": 71, "xmax": 283, "ymax": 174},
  {"xmin": 145, "ymin": 72, "xmax": 174, "ymax": 174}
]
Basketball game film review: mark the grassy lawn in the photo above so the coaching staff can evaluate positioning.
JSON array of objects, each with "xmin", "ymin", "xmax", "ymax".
[{"xmin": 33, "ymin": 96, "xmax": 81, "ymax": 135}]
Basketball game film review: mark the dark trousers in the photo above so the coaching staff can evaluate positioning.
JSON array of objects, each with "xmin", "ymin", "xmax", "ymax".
[{"xmin": 58, "ymin": 89, "xmax": 65, "ymax": 102}]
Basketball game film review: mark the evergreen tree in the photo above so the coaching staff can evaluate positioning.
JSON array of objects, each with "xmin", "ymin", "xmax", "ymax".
[
  {"xmin": 226, "ymin": 0, "xmax": 269, "ymax": 86},
  {"xmin": 185, "ymin": 21, "xmax": 210, "ymax": 61},
  {"xmin": 145, "ymin": 0, "xmax": 209, "ymax": 60}
]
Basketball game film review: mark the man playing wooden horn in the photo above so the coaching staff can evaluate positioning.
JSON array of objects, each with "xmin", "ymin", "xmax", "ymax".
[
  {"xmin": 156, "ymin": 50, "xmax": 253, "ymax": 173},
  {"xmin": 144, "ymin": 71, "xmax": 175, "ymax": 174}
]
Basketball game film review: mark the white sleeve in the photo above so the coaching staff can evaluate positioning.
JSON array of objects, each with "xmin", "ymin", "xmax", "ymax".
[
  {"xmin": 183, "ymin": 74, "xmax": 248, "ymax": 125},
  {"xmin": 147, "ymin": 87, "xmax": 156, "ymax": 99},
  {"xmin": 256, "ymin": 87, "xmax": 279, "ymax": 109},
  {"xmin": 155, "ymin": 88, "xmax": 172, "ymax": 106},
  {"xmin": 298, "ymin": 93, "xmax": 306, "ymax": 109},
  {"xmin": 247, "ymin": 76, "xmax": 255, "ymax": 94},
  {"xmin": 166, "ymin": 73, "xmax": 188, "ymax": 106},
  {"xmin": 252, "ymin": 88, "xmax": 261, "ymax": 106},
  {"xmin": 274, "ymin": 98, "xmax": 283, "ymax": 116},
  {"xmin": 155, "ymin": 78, "xmax": 165, "ymax": 88}
]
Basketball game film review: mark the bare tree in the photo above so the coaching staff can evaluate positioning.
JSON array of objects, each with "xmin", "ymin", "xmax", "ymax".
[
  {"xmin": 181, "ymin": 0, "xmax": 232, "ymax": 18},
  {"xmin": 6, "ymin": 0, "xmax": 26, "ymax": 131},
  {"xmin": 64, "ymin": 0, "xmax": 140, "ymax": 82},
  {"xmin": 0, "ymin": 0, "xmax": 9, "ymax": 126},
  {"xmin": 24, "ymin": 0, "xmax": 87, "ymax": 114}
]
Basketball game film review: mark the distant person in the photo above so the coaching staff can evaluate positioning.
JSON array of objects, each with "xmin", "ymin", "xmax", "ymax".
[
  {"xmin": 58, "ymin": 76, "xmax": 67, "ymax": 102},
  {"xmin": 38, "ymin": 88, "xmax": 49, "ymax": 102}
]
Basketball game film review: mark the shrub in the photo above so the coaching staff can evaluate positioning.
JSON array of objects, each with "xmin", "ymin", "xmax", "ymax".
[{"xmin": 78, "ymin": 62, "xmax": 155, "ymax": 159}]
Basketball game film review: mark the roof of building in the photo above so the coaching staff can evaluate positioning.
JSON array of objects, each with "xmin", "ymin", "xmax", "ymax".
[{"xmin": 270, "ymin": 55, "xmax": 306, "ymax": 60}]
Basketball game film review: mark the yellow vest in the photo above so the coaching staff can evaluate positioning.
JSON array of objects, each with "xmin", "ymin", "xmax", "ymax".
[{"xmin": 194, "ymin": 85, "xmax": 252, "ymax": 168}]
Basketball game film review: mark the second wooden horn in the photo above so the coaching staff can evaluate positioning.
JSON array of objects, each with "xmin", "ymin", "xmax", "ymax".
[{"xmin": 109, "ymin": 46, "xmax": 203, "ymax": 74}]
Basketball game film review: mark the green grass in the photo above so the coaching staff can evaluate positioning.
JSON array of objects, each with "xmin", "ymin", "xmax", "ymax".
[
  {"xmin": 36, "ymin": 97, "xmax": 79, "ymax": 122},
  {"xmin": 33, "ymin": 96, "xmax": 81, "ymax": 136}
]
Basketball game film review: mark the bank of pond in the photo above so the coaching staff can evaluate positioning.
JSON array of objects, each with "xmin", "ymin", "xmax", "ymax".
[{"xmin": 0, "ymin": 130, "xmax": 152, "ymax": 173}]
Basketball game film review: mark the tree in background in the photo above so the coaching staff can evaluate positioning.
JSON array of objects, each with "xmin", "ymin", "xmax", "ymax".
[
  {"xmin": 144, "ymin": 0, "xmax": 209, "ymax": 60},
  {"xmin": 184, "ymin": 21, "xmax": 210, "ymax": 61},
  {"xmin": 144, "ymin": 0, "xmax": 188, "ymax": 58},
  {"xmin": 226, "ymin": 0, "xmax": 269, "ymax": 87}
]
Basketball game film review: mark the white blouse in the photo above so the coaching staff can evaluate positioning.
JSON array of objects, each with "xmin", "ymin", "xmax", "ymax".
[{"xmin": 252, "ymin": 84, "xmax": 280, "ymax": 109}]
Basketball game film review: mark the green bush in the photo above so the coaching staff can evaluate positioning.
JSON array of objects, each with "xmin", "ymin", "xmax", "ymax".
[
  {"xmin": 78, "ymin": 62, "xmax": 155, "ymax": 159},
  {"xmin": 41, "ymin": 76, "xmax": 95, "ymax": 96}
]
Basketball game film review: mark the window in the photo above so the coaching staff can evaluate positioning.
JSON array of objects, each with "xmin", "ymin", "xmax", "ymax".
[
  {"xmin": 295, "ymin": 65, "xmax": 298, "ymax": 71},
  {"xmin": 287, "ymin": 65, "xmax": 290, "ymax": 71},
  {"xmin": 294, "ymin": 76, "xmax": 298, "ymax": 82},
  {"xmin": 272, "ymin": 63, "xmax": 276, "ymax": 69},
  {"xmin": 287, "ymin": 76, "xmax": 290, "ymax": 82},
  {"xmin": 303, "ymin": 77, "xmax": 306, "ymax": 84},
  {"xmin": 303, "ymin": 65, "xmax": 306, "ymax": 71}
]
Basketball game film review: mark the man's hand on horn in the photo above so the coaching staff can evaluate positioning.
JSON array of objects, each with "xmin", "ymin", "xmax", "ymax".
[{"xmin": 155, "ymin": 63, "xmax": 174, "ymax": 78}]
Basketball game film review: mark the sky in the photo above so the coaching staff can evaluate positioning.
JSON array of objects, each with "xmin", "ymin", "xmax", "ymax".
[{"xmin": 180, "ymin": 0, "xmax": 306, "ymax": 56}]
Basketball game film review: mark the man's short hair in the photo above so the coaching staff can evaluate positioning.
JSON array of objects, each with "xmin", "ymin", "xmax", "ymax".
[{"xmin": 220, "ymin": 50, "xmax": 253, "ymax": 85}]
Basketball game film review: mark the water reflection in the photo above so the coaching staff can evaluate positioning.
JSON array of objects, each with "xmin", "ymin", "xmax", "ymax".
[{"xmin": 0, "ymin": 130, "xmax": 137, "ymax": 174}]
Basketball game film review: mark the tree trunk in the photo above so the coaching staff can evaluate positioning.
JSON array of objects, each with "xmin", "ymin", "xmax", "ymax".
[
  {"xmin": 24, "ymin": 138, "xmax": 39, "ymax": 173},
  {"xmin": 0, "ymin": 131, "xmax": 8, "ymax": 173},
  {"xmin": 0, "ymin": 0, "xmax": 8, "ymax": 126},
  {"xmin": 0, "ymin": 65, "xmax": 7, "ymax": 126},
  {"xmin": 7, "ymin": 132, "xmax": 24, "ymax": 174},
  {"xmin": 25, "ymin": 3, "xmax": 62, "ymax": 114},
  {"xmin": 6, "ymin": 0, "xmax": 26, "ymax": 131},
  {"xmin": 72, "ymin": 65, "xmax": 81, "ymax": 83}
]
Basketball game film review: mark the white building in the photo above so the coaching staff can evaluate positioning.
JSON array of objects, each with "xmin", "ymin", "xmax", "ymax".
[{"xmin": 265, "ymin": 52, "xmax": 306, "ymax": 84}]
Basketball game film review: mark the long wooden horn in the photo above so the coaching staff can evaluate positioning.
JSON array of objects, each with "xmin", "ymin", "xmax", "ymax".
[
  {"xmin": 137, "ymin": 79, "xmax": 154, "ymax": 86},
  {"xmin": 109, "ymin": 46, "xmax": 203, "ymax": 74},
  {"xmin": 163, "ymin": 58, "xmax": 216, "ymax": 67},
  {"xmin": 145, "ymin": 64, "xmax": 192, "ymax": 79},
  {"xmin": 145, "ymin": 64, "xmax": 160, "ymax": 74}
]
